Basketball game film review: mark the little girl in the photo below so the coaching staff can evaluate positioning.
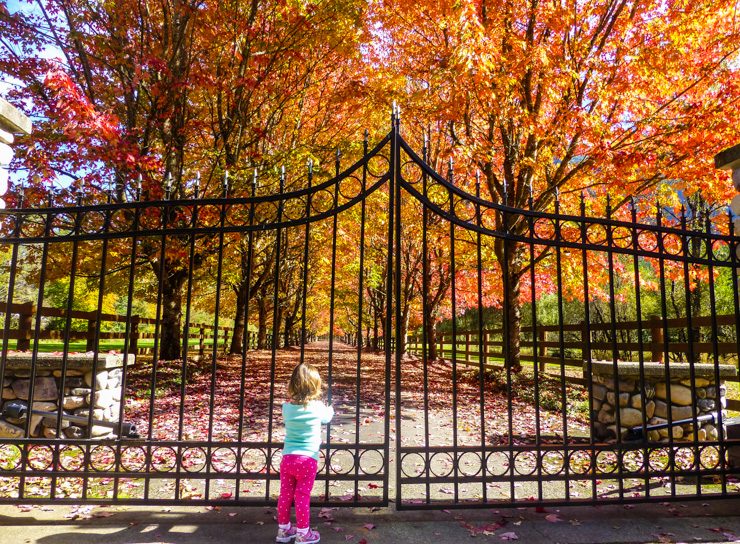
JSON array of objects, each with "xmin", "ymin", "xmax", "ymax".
[{"xmin": 276, "ymin": 362, "xmax": 334, "ymax": 544}]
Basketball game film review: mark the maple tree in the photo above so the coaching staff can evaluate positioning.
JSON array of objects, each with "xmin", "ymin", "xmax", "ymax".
[
  {"xmin": 2, "ymin": 0, "xmax": 739, "ymax": 368},
  {"xmin": 1, "ymin": 0, "xmax": 366, "ymax": 359},
  {"xmin": 367, "ymin": 0, "xmax": 740, "ymax": 369}
]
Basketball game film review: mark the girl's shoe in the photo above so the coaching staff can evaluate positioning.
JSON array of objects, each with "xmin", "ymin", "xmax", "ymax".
[
  {"xmin": 276, "ymin": 526, "xmax": 297, "ymax": 542},
  {"xmin": 295, "ymin": 528, "xmax": 320, "ymax": 544}
]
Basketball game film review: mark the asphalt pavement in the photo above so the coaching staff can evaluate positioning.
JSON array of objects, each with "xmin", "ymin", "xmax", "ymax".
[{"xmin": 1, "ymin": 499, "xmax": 740, "ymax": 544}]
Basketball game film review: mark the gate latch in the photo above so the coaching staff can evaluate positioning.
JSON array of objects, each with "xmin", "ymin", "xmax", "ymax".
[{"xmin": 623, "ymin": 412, "xmax": 719, "ymax": 442}]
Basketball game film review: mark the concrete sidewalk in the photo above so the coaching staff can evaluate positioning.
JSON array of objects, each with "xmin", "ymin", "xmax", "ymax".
[{"xmin": 1, "ymin": 500, "xmax": 740, "ymax": 544}]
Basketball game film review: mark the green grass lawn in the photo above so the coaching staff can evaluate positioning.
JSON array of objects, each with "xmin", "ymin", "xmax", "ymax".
[{"xmin": 3, "ymin": 337, "xmax": 227, "ymax": 353}]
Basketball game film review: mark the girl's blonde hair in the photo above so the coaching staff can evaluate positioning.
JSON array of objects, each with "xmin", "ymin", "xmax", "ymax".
[{"xmin": 288, "ymin": 363, "xmax": 323, "ymax": 406}]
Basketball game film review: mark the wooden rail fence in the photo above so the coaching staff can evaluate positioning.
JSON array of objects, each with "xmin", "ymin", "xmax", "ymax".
[
  {"xmin": 0, "ymin": 301, "xmax": 234, "ymax": 357},
  {"xmin": 401, "ymin": 314, "xmax": 740, "ymax": 410}
]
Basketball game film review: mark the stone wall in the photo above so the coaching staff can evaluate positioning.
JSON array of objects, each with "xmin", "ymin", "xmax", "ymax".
[
  {"xmin": 586, "ymin": 361, "xmax": 737, "ymax": 442},
  {"xmin": 0, "ymin": 353, "xmax": 134, "ymax": 439},
  {"xmin": 713, "ymin": 142, "xmax": 740, "ymax": 243}
]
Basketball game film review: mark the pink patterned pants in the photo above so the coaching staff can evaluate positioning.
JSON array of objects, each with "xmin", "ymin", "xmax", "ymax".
[{"xmin": 277, "ymin": 454, "xmax": 318, "ymax": 528}]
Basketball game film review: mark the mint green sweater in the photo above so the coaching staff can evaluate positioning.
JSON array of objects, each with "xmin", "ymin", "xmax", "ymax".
[{"xmin": 282, "ymin": 401, "xmax": 334, "ymax": 460}]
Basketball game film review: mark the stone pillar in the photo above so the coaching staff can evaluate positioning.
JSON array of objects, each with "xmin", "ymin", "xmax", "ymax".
[
  {"xmin": 0, "ymin": 97, "xmax": 32, "ymax": 208},
  {"xmin": 715, "ymin": 143, "xmax": 740, "ymax": 238},
  {"xmin": 715, "ymin": 144, "xmax": 740, "ymax": 467}
]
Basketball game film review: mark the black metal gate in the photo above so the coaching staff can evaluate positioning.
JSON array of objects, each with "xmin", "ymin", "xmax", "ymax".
[
  {"xmin": 388, "ymin": 115, "xmax": 740, "ymax": 508},
  {"xmin": 0, "ymin": 113, "xmax": 739, "ymax": 508}
]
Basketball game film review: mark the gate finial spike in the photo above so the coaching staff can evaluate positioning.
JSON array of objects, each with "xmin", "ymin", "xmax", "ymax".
[
  {"xmin": 253, "ymin": 168, "xmax": 258, "ymax": 187},
  {"xmin": 194, "ymin": 172, "xmax": 201, "ymax": 199},
  {"xmin": 137, "ymin": 174, "xmax": 143, "ymax": 200},
  {"xmin": 223, "ymin": 170, "xmax": 229, "ymax": 197}
]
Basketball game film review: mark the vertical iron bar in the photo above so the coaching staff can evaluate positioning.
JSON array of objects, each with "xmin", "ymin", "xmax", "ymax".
[
  {"xmin": 175, "ymin": 186, "xmax": 199, "ymax": 499},
  {"xmin": 0, "ymin": 194, "xmax": 22, "ymax": 500},
  {"xmin": 447, "ymin": 161, "xmax": 459, "ymax": 503},
  {"xmin": 299, "ymin": 162, "xmax": 312, "ymax": 365},
  {"xmin": 475, "ymin": 176, "xmax": 487, "ymax": 503},
  {"xmin": 421, "ymin": 133, "xmax": 431, "ymax": 503},
  {"xmin": 52, "ymin": 195, "xmax": 83, "ymax": 501},
  {"xmin": 579, "ymin": 196, "xmax": 596, "ymax": 501},
  {"xmin": 144, "ymin": 188, "xmax": 171, "ymax": 502},
  {"xmin": 500, "ymin": 186, "xmax": 515, "ymax": 502},
  {"xmin": 84, "ymin": 196, "xmax": 113, "ymax": 501},
  {"xmin": 354, "ymin": 134, "xmax": 368, "ymax": 501},
  {"xmin": 656, "ymin": 205, "xmax": 677, "ymax": 495},
  {"xmin": 630, "ymin": 199, "xmax": 650, "ymax": 497},
  {"xmin": 19, "ymin": 196, "xmax": 53, "ymax": 501},
  {"xmin": 204, "ymin": 174, "xmax": 228, "ymax": 501},
  {"xmin": 605, "ymin": 197, "xmax": 625, "ymax": 499},
  {"xmin": 731, "ymin": 210, "xmax": 740, "ymax": 381},
  {"xmin": 233, "ymin": 175, "xmax": 254, "ymax": 501},
  {"xmin": 705, "ymin": 216, "xmax": 726, "ymax": 495},
  {"xmin": 388, "ymin": 110, "xmax": 398, "ymax": 507},
  {"xmin": 529, "ymin": 197, "xmax": 544, "ymax": 501},
  {"xmin": 554, "ymin": 195, "xmax": 571, "ymax": 500},
  {"xmin": 236, "ymin": 171, "xmax": 257, "ymax": 464},
  {"xmin": 0, "ymin": 194, "xmax": 23, "ymax": 412},
  {"xmin": 266, "ymin": 169, "xmax": 285, "ymax": 502},
  {"xmin": 728, "ymin": 208, "xmax": 740, "ymax": 485},
  {"xmin": 679, "ymin": 208, "xmax": 700, "ymax": 495},
  {"xmin": 323, "ymin": 150, "xmax": 341, "ymax": 500},
  {"xmin": 112, "ymin": 193, "xmax": 141, "ymax": 502}
]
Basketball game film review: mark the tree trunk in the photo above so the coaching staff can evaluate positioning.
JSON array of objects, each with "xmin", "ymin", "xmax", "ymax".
[
  {"xmin": 273, "ymin": 307, "xmax": 283, "ymax": 349},
  {"xmin": 427, "ymin": 317, "xmax": 438, "ymax": 361},
  {"xmin": 372, "ymin": 310, "xmax": 379, "ymax": 351},
  {"xmin": 230, "ymin": 280, "xmax": 248, "ymax": 354},
  {"xmin": 397, "ymin": 306, "xmax": 410, "ymax": 357},
  {"xmin": 503, "ymin": 244, "xmax": 524, "ymax": 373},
  {"xmin": 283, "ymin": 314, "xmax": 295, "ymax": 348},
  {"xmin": 158, "ymin": 265, "xmax": 187, "ymax": 361},
  {"xmin": 257, "ymin": 296, "xmax": 268, "ymax": 350}
]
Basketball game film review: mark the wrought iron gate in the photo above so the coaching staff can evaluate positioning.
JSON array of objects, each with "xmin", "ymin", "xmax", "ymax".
[{"xmin": 0, "ymin": 113, "xmax": 739, "ymax": 508}]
